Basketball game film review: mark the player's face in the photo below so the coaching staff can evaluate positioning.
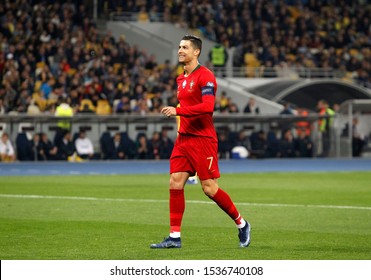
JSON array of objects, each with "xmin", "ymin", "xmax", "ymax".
[{"xmin": 178, "ymin": 40, "xmax": 199, "ymax": 64}]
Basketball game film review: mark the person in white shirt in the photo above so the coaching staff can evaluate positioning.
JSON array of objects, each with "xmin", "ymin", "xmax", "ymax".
[
  {"xmin": 0, "ymin": 132, "xmax": 16, "ymax": 162},
  {"xmin": 74, "ymin": 130, "xmax": 94, "ymax": 160}
]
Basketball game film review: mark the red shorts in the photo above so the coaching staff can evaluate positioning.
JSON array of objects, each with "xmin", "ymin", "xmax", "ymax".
[{"xmin": 170, "ymin": 134, "xmax": 220, "ymax": 180}]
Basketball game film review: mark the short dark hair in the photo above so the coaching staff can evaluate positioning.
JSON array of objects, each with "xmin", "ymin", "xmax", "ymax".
[{"xmin": 181, "ymin": 35, "xmax": 202, "ymax": 55}]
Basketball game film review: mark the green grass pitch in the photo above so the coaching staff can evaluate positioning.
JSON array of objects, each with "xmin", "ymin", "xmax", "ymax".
[{"xmin": 0, "ymin": 172, "xmax": 370, "ymax": 260}]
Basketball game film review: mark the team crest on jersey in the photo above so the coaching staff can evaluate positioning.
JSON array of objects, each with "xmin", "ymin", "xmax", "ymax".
[
  {"xmin": 190, "ymin": 80, "xmax": 195, "ymax": 89},
  {"xmin": 182, "ymin": 80, "xmax": 187, "ymax": 89}
]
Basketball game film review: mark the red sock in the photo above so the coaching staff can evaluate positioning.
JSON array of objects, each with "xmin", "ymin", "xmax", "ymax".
[
  {"xmin": 211, "ymin": 188, "xmax": 244, "ymax": 225},
  {"xmin": 169, "ymin": 189, "xmax": 185, "ymax": 233}
]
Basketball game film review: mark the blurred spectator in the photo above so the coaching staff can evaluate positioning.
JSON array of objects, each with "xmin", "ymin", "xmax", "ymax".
[
  {"xmin": 15, "ymin": 132, "xmax": 33, "ymax": 161},
  {"xmin": 0, "ymin": 98, "xmax": 6, "ymax": 115},
  {"xmin": 332, "ymin": 103, "xmax": 341, "ymax": 114},
  {"xmin": 317, "ymin": 99, "xmax": 335, "ymax": 157},
  {"xmin": 56, "ymin": 130, "xmax": 75, "ymax": 161},
  {"xmin": 119, "ymin": 132, "xmax": 137, "ymax": 159},
  {"xmin": 159, "ymin": 128, "xmax": 174, "ymax": 159},
  {"xmin": 112, "ymin": 132, "xmax": 126, "ymax": 160},
  {"xmin": 215, "ymin": 91, "xmax": 229, "ymax": 113},
  {"xmin": 75, "ymin": 130, "xmax": 95, "ymax": 160},
  {"xmin": 228, "ymin": 101, "xmax": 240, "ymax": 114},
  {"xmin": 280, "ymin": 102, "xmax": 294, "ymax": 115},
  {"xmin": 209, "ymin": 43, "xmax": 228, "ymax": 77},
  {"xmin": 31, "ymin": 133, "xmax": 44, "ymax": 161},
  {"xmin": 243, "ymin": 97, "xmax": 260, "ymax": 114},
  {"xmin": 116, "ymin": 96, "xmax": 132, "ymax": 114},
  {"xmin": 218, "ymin": 131, "xmax": 231, "ymax": 159},
  {"xmin": 352, "ymin": 117, "xmax": 366, "ymax": 157},
  {"xmin": 100, "ymin": 132, "xmax": 114, "ymax": 160},
  {"xmin": 250, "ymin": 130, "xmax": 268, "ymax": 159},
  {"xmin": 295, "ymin": 108, "xmax": 311, "ymax": 136},
  {"xmin": 136, "ymin": 133, "xmax": 151, "ymax": 159},
  {"xmin": 55, "ymin": 97, "xmax": 74, "ymax": 130},
  {"xmin": 294, "ymin": 128, "xmax": 314, "ymax": 158},
  {"xmin": 0, "ymin": 132, "xmax": 16, "ymax": 162},
  {"xmin": 279, "ymin": 129, "xmax": 296, "ymax": 158},
  {"xmin": 148, "ymin": 131, "xmax": 161, "ymax": 159},
  {"xmin": 280, "ymin": 102, "xmax": 295, "ymax": 133},
  {"xmin": 234, "ymin": 129, "xmax": 251, "ymax": 152},
  {"xmin": 39, "ymin": 132, "xmax": 58, "ymax": 160},
  {"xmin": 266, "ymin": 127, "xmax": 280, "ymax": 158}
]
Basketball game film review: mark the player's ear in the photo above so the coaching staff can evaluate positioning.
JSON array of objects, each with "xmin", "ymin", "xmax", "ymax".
[{"xmin": 194, "ymin": 48, "xmax": 200, "ymax": 57}]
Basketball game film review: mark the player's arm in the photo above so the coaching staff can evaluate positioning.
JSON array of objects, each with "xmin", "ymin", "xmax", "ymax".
[
  {"xmin": 161, "ymin": 86, "xmax": 215, "ymax": 117},
  {"xmin": 177, "ymin": 97, "xmax": 214, "ymax": 117},
  {"xmin": 161, "ymin": 95, "xmax": 214, "ymax": 117}
]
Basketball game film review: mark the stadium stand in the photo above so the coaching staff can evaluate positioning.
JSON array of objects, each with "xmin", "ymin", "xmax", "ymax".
[{"xmin": 0, "ymin": 0, "xmax": 370, "ymax": 160}]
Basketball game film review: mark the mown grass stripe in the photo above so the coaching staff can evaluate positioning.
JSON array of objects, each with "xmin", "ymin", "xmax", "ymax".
[{"xmin": 1, "ymin": 194, "xmax": 370, "ymax": 211}]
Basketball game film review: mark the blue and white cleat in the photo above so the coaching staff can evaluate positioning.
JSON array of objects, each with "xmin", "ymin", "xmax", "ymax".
[
  {"xmin": 238, "ymin": 221, "xmax": 251, "ymax": 248},
  {"xmin": 150, "ymin": 237, "xmax": 182, "ymax": 249}
]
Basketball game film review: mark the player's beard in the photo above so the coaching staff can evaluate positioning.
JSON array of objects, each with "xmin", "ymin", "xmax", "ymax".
[
  {"xmin": 178, "ymin": 57, "xmax": 187, "ymax": 65},
  {"xmin": 178, "ymin": 53, "xmax": 192, "ymax": 65}
]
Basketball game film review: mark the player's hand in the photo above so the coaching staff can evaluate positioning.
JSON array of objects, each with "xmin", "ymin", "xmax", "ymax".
[{"xmin": 161, "ymin": 106, "xmax": 176, "ymax": 117}]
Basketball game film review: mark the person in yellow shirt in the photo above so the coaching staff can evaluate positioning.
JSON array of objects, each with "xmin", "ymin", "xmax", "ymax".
[
  {"xmin": 54, "ymin": 97, "xmax": 74, "ymax": 148},
  {"xmin": 317, "ymin": 99, "xmax": 335, "ymax": 157},
  {"xmin": 55, "ymin": 97, "xmax": 74, "ymax": 130}
]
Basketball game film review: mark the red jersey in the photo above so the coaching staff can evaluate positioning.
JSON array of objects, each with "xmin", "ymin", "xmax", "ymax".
[{"xmin": 175, "ymin": 65, "xmax": 217, "ymax": 141}]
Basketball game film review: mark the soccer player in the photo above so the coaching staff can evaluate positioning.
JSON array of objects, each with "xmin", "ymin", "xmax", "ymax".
[{"xmin": 150, "ymin": 35, "xmax": 251, "ymax": 249}]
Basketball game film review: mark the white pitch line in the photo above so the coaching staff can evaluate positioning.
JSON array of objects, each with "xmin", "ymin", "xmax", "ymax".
[{"xmin": 1, "ymin": 194, "xmax": 371, "ymax": 211}]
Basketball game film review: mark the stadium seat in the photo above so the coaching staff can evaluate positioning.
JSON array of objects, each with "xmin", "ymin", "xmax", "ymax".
[
  {"xmin": 79, "ymin": 99, "xmax": 96, "ymax": 112},
  {"xmin": 96, "ymin": 100, "xmax": 111, "ymax": 115}
]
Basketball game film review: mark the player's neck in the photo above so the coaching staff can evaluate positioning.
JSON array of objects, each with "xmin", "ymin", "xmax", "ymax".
[{"xmin": 184, "ymin": 60, "xmax": 200, "ymax": 77}]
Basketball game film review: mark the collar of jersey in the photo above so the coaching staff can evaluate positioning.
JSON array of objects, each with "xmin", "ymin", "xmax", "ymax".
[{"xmin": 184, "ymin": 64, "xmax": 201, "ymax": 77}]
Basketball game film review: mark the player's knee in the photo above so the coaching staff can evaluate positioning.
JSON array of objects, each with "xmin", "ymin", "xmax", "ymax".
[
  {"xmin": 169, "ymin": 176, "xmax": 184, "ymax": 190},
  {"xmin": 201, "ymin": 181, "xmax": 218, "ymax": 197}
]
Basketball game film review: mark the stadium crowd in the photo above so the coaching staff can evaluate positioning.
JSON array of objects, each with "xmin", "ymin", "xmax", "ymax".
[
  {"xmin": 0, "ymin": 0, "xmax": 368, "ymax": 161},
  {"xmin": 0, "ymin": 0, "xmax": 183, "ymax": 116},
  {"xmin": 105, "ymin": 0, "xmax": 371, "ymax": 85}
]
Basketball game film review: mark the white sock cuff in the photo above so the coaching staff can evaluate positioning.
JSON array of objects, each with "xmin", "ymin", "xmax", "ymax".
[
  {"xmin": 170, "ymin": 232, "xmax": 181, "ymax": 238},
  {"xmin": 236, "ymin": 219, "xmax": 246, "ymax": 229}
]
